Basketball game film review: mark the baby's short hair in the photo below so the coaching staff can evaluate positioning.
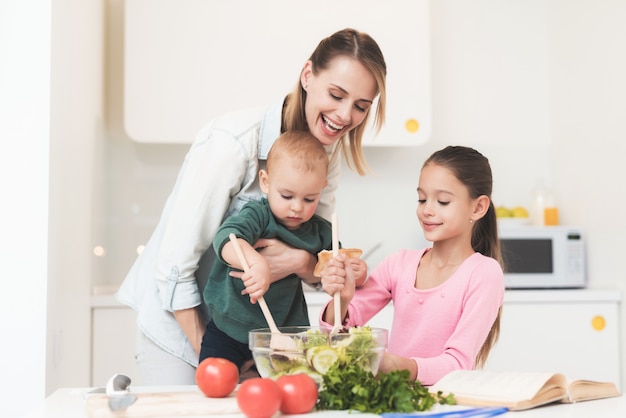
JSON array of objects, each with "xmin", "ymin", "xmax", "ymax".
[{"xmin": 266, "ymin": 131, "xmax": 329, "ymax": 176}]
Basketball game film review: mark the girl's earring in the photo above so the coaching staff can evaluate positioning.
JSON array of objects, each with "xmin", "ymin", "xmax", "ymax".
[{"xmin": 469, "ymin": 219, "xmax": 474, "ymax": 223}]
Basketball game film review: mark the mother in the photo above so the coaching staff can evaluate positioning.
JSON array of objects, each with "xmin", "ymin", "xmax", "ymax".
[{"xmin": 116, "ymin": 28, "xmax": 388, "ymax": 384}]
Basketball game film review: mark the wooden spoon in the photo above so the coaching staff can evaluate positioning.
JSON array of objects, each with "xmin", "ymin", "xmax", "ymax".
[
  {"xmin": 330, "ymin": 214, "xmax": 343, "ymax": 334},
  {"xmin": 228, "ymin": 234, "xmax": 297, "ymax": 351}
]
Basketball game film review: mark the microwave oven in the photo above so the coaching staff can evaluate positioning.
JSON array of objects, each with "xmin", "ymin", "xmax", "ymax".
[{"xmin": 498, "ymin": 224, "xmax": 586, "ymax": 289}]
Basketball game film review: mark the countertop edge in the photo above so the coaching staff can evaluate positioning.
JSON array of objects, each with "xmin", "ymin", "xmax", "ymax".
[{"xmin": 91, "ymin": 288, "xmax": 622, "ymax": 308}]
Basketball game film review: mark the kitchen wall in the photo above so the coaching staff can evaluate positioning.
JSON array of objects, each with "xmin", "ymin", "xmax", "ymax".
[
  {"xmin": 1, "ymin": 1, "xmax": 50, "ymax": 416},
  {"xmin": 99, "ymin": 0, "xmax": 626, "ymax": 287},
  {"xmin": 5, "ymin": 1, "xmax": 626, "ymax": 415}
]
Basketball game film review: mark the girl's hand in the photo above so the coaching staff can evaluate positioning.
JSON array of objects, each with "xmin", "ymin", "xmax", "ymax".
[
  {"xmin": 378, "ymin": 352, "xmax": 418, "ymax": 381},
  {"xmin": 320, "ymin": 254, "xmax": 356, "ymax": 302},
  {"xmin": 345, "ymin": 257, "xmax": 368, "ymax": 287}
]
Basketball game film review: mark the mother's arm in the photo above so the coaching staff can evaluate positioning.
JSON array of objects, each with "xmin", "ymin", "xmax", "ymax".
[
  {"xmin": 155, "ymin": 129, "xmax": 249, "ymax": 354},
  {"xmin": 260, "ymin": 239, "xmax": 319, "ymax": 284},
  {"xmin": 230, "ymin": 238, "xmax": 319, "ymax": 285}
]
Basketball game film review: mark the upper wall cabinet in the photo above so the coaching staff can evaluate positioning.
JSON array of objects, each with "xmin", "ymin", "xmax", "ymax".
[{"xmin": 124, "ymin": 0, "xmax": 431, "ymax": 146}]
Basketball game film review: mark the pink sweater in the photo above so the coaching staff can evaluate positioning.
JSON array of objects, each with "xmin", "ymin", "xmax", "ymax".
[{"xmin": 322, "ymin": 249, "xmax": 504, "ymax": 385}]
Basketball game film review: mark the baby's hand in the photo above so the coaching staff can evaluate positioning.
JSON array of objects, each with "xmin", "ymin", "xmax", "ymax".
[{"xmin": 240, "ymin": 262, "xmax": 271, "ymax": 304}]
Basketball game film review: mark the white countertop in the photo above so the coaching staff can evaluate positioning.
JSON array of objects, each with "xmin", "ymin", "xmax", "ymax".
[{"xmin": 23, "ymin": 386, "xmax": 626, "ymax": 418}]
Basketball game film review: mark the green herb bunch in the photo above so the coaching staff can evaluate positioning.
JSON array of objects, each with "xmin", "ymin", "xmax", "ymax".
[{"xmin": 316, "ymin": 362, "xmax": 456, "ymax": 414}]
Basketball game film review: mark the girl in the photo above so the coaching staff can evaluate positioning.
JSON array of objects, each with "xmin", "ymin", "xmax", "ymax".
[
  {"xmin": 320, "ymin": 145, "xmax": 505, "ymax": 385},
  {"xmin": 116, "ymin": 28, "xmax": 386, "ymax": 384}
]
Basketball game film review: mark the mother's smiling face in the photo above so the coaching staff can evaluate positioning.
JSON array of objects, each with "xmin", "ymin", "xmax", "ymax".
[{"xmin": 300, "ymin": 56, "xmax": 378, "ymax": 147}]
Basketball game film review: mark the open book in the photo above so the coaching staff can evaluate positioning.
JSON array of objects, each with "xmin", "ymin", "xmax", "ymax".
[{"xmin": 429, "ymin": 370, "xmax": 621, "ymax": 411}]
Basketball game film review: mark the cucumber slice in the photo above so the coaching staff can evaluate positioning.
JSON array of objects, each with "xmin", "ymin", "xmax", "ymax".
[{"xmin": 311, "ymin": 348, "xmax": 339, "ymax": 374}]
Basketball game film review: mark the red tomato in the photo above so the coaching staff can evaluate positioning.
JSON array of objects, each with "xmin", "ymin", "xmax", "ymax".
[
  {"xmin": 195, "ymin": 357, "xmax": 239, "ymax": 398},
  {"xmin": 236, "ymin": 377, "xmax": 281, "ymax": 418},
  {"xmin": 276, "ymin": 373, "xmax": 319, "ymax": 414}
]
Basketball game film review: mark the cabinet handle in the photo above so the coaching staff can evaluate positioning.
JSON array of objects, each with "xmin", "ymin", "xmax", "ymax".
[
  {"xmin": 405, "ymin": 118, "xmax": 420, "ymax": 133},
  {"xmin": 591, "ymin": 315, "xmax": 606, "ymax": 331}
]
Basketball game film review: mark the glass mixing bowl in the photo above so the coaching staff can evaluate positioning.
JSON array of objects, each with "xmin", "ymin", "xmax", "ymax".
[{"xmin": 249, "ymin": 326, "xmax": 388, "ymax": 383}]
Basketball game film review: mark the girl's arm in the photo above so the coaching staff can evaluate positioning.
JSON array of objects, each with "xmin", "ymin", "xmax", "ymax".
[{"xmin": 319, "ymin": 253, "xmax": 393, "ymax": 327}]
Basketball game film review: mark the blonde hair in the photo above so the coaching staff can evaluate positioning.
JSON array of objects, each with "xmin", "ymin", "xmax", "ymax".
[
  {"xmin": 266, "ymin": 131, "xmax": 329, "ymax": 177},
  {"xmin": 283, "ymin": 28, "xmax": 387, "ymax": 175}
]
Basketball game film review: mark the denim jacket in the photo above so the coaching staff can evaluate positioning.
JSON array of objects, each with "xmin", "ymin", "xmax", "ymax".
[{"xmin": 116, "ymin": 99, "xmax": 340, "ymax": 367}]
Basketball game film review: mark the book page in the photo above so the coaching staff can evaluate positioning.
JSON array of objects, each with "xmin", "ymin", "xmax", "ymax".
[
  {"xmin": 566, "ymin": 379, "xmax": 621, "ymax": 402},
  {"xmin": 430, "ymin": 370, "xmax": 567, "ymax": 403}
]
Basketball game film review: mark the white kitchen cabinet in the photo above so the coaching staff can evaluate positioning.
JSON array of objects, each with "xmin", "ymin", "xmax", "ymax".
[
  {"xmin": 483, "ymin": 290, "xmax": 622, "ymax": 389},
  {"xmin": 91, "ymin": 289, "xmax": 621, "ymax": 390},
  {"xmin": 91, "ymin": 297, "xmax": 143, "ymax": 387},
  {"xmin": 124, "ymin": 0, "xmax": 431, "ymax": 146}
]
